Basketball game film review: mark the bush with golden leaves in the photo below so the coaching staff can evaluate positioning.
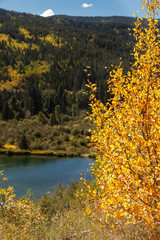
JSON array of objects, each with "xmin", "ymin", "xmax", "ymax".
[
  {"xmin": 83, "ymin": 0, "xmax": 160, "ymax": 232},
  {"xmin": 0, "ymin": 171, "xmax": 47, "ymax": 239}
]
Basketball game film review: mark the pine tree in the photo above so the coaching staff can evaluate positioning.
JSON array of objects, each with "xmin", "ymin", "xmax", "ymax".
[
  {"xmin": 19, "ymin": 134, "xmax": 29, "ymax": 150},
  {"xmin": 2, "ymin": 101, "xmax": 13, "ymax": 121}
]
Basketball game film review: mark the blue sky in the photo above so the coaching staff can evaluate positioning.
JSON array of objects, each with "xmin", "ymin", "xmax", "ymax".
[{"xmin": 0, "ymin": 0, "xmax": 143, "ymax": 17}]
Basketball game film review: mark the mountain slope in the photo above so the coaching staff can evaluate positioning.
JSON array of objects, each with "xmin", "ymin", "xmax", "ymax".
[{"xmin": 0, "ymin": 8, "xmax": 134, "ymax": 120}]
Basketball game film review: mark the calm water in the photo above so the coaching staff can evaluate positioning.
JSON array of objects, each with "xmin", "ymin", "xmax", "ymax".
[{"xmin": 0, "ymin": 155, "xmax": 93, "ymax": 199}]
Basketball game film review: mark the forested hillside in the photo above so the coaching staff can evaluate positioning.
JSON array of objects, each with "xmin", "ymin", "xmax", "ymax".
[{"xmin": 0, "ymin": 8, "xmax": 135, "ymax": 122}]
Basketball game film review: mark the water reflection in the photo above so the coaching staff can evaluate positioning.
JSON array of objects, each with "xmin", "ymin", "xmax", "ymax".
[{"xmin": 0, "ymin": 155, "xmax": 60, "ymax": 168}]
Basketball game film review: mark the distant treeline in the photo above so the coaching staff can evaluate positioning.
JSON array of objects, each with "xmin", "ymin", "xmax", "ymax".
[{"xmin": 0, "ymin": 8, "xmax": 135, "ymax": 122}]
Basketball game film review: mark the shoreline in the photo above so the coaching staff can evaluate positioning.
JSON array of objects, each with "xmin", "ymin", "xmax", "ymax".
[{"xmin": 0, "ymin": 148, "xmax": 95, "ymax": 159}]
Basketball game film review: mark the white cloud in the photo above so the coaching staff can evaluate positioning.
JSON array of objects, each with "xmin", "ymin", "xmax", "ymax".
[
  {"xmin": 82, "ymin": 3, "xmax": 93, "ymax": 8},
  {"xmin": 40, "ymin": 9, "xmax": 55, "ymax": 17}
]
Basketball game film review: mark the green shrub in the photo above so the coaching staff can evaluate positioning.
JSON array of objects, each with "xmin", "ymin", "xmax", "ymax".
[
  {"xmin": 63, "ymin": 127, "xmax": 71, "ymax": 134},
  {"xmin": 52, "ymin": 130, "xmax": 60, "ymax": 137},
  {"xmin": 79, "ymin": 139, "xmax": 87, "ymax": 146},
  {"xmin": 72, "ymin": 128, "xmax": 81, "ymax": 136},
  {"xmin": 57, "ymin": 139, "xmax": 62, "ymax": 145},
  {"xmin": 37, "ymin": 111, "xmax": 48, "ymax": 124},
  {"xmin": 30, "ymin": 142, "xmax": 44, "ymax": 150},
  {"xmin": 39, "ymin": 181, "xmax": 86, "ymax": 218},
  {"xmin": 61, "ymin": 114, "xmax": 71, "ymax": 123},
  {"xmin": 34, "ymin": 131, "xmax": 42, "ymax": 138},
  {"xmin": 71, "ymin": 140, "xmax": 79, "ymax": 147},
  {"xmin": 64, "ymin": 134, "xmax": 70, "ymax": 141},
  {"xmin": 54, "ymin": 145, "xmax": 66, "ymax": 151}
]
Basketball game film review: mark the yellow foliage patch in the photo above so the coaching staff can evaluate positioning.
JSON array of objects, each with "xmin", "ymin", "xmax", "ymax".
[
  {"xmin": 19, "ymin": 27, "xmax": 33, "ymax": 40},
  {"xmin": 0, "ymin": 66, "xmax": 24, "ymax": 91},
  {"xmin": 39, "ymin": 34, "xmax": 63, "ymax": 48},
  {"xmin": 3, "ymin": 144, "xmax": 18, "ymax": 149},
  {"xmin": 0, "ymin": 33, "xmax": 39, "ymax": 52}
]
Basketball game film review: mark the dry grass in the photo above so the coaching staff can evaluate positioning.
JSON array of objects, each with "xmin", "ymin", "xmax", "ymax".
[
  {"xmin": 42, "ymin": 208, "xmax": 154, "ymax": 240},
  {"xmin": 37, "ymin": 183, "xmax": 157, "ymax": 240}
]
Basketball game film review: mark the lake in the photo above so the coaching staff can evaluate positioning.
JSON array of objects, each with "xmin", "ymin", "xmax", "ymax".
[{"xmin": 0, "ymin": 155, "xmax": 93, "ymax": 199}]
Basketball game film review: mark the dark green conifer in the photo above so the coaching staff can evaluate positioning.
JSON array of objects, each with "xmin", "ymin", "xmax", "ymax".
[{"xmin": 19, "ymin": 134, "xmax": 29, "ymax": 150}]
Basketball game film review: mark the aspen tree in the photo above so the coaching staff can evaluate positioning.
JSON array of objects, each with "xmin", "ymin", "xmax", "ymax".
[{"xmin": 84, "ymin": 0, "xmax": 160, "ymax": 230}]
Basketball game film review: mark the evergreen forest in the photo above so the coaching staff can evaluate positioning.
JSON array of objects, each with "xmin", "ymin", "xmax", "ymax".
[{"xmin": 0, "ymin": 8, "xmax": 135, "ymax": 123}]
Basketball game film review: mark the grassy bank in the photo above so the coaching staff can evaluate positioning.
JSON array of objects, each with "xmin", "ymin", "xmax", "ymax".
[
  {"xmin": 0, "ymin": 147, "xmax": 95, "ymax": 158},
  {"xmin": 0, "ymin": 116, "xmax": 95, "ymax": 158}
]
